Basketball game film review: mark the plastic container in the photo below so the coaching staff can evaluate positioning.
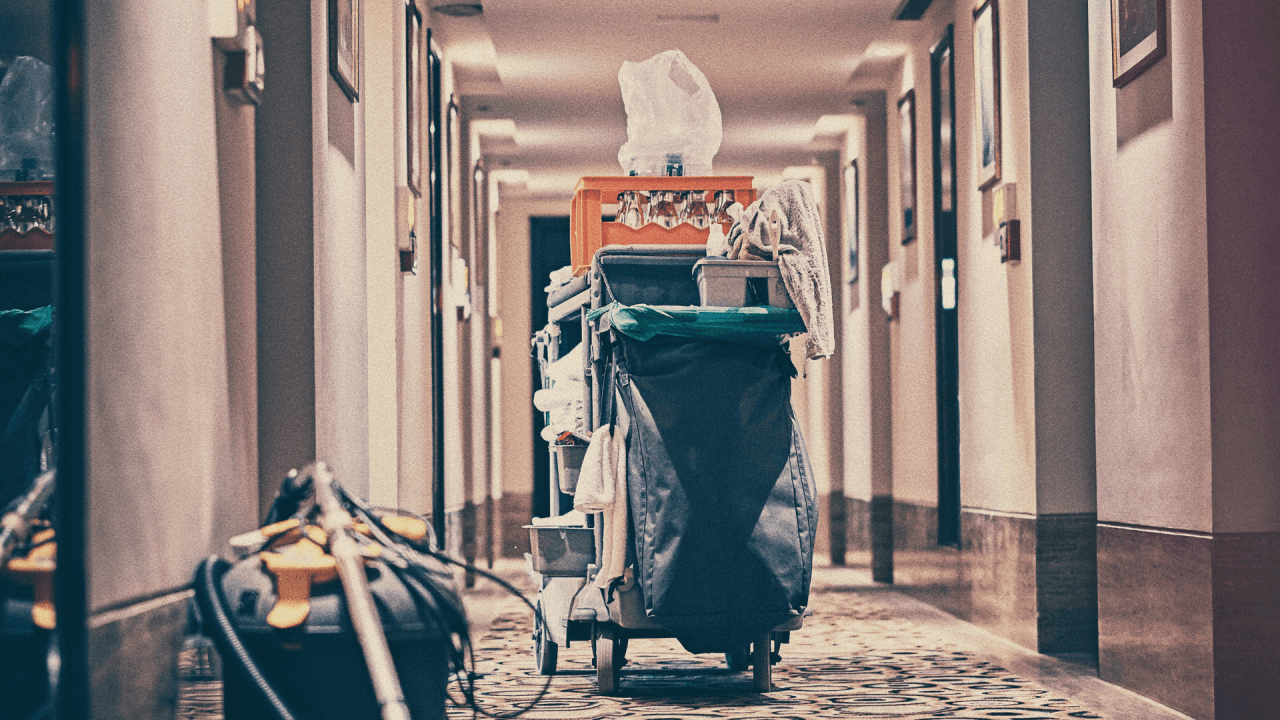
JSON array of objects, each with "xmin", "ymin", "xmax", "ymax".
[
  {"xmin": 0, "ymin": 592, "xmax": 50, "ymax": 719},
  {"xmin": 525, "ymin": 524, "xmax": 594, "ymax": 577},
  {"xmin": 693, "ymin": 258, "xmax": 794, "ymax": 309},
  {"xmin": 569, "ymin": 176, "xmax": 756, "ymax": 274},
  {"xmin": 216, "ymin": 555, "xmax": 450, "ymax": 720},
  {"xmin": 554, "ymin": 442, "xmax": 587, "ymax": 494}
]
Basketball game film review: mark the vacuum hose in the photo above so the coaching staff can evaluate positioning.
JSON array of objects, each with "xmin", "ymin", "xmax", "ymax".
[{"xmin": 195, "ymin": 555, "xmax": 298, "ymax": 720}]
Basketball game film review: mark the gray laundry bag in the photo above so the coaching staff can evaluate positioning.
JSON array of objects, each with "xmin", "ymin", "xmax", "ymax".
[{"xmin": 614, "ymin": 333, "xmax": 817, "ymax": 653}]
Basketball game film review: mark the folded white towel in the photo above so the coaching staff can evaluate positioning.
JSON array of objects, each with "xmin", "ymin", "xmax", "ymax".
[
  {"xmin": 547, "ymin": 343, "xmax": 585, "ymax": 384},
  {"xmin": 534, "ymin": 380, "xmax": 586, "ymax": 412}
]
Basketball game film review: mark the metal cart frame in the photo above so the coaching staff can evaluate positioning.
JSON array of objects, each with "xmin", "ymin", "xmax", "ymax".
[{"xmin": 527, "ymin": 245, "xmax": 808, "ymax": 695}]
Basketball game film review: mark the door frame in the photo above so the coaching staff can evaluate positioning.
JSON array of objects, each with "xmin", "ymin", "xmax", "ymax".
[{"xmin": 931, "ymin": 25, "xmax": 961, "ymax": 548}]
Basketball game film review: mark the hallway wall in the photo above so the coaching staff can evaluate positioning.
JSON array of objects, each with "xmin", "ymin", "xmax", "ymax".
[
  {"xmin": 83, "ymin": 2, "xmax": 249, "ymax": 718},
  {"xmin": 1090, "ymin": 0, "xmax": 1280, "ymax": 716},
  {"xmin": 846, "ymin": 0, "xmax": 1099, "ymax": 658},
  {"xmin": 493, "ymin": 192, "xmax": 561, "ymax": 556}
]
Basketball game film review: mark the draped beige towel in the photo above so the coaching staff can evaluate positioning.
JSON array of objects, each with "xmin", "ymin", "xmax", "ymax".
[{"xmin": 725, "ymin": 179, "xmax": 835, "ymax": 360}]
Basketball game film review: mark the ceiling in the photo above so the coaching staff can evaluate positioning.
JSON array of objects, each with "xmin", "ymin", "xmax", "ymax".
[{"xmin": 432, "ymin": 0, "xmax": 926, "ymax": 195}]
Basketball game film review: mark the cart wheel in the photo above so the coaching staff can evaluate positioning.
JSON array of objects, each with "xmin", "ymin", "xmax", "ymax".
[
  {"xmin": 725, "ymin": 645, "xmax": 750, "ymax": 672},
  {"xmin": 595, "ymin": 624, "xmax": 621, "ymax": 695},
  {"xmin": 533, "ymin": 601, "xmax": 558, "ymax": 675},
  {"xmin": 751, "ymin": 633, "xmax": 772, "ymax": 692}
]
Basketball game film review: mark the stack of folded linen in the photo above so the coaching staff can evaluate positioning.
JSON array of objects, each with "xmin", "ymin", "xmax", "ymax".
[{"xmin": 535, "ymin": 342, "xmax": 585, "ymax": 441}]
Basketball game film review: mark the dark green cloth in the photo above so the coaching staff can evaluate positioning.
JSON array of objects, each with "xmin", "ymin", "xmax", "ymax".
[
  {"xmin": 1, "ymin": 306, "xmax": 52, "ymax": 505},
  {"xmin": 588, "ymin": 302, "xmax": 804, "ymax": 346},
  {"xmin": 0, "ymin": 306, "xmax": 52, "ymax": 436},
  {"xmin": 0, "ymin": 306, "xmax": 52, "ymax": 346}
]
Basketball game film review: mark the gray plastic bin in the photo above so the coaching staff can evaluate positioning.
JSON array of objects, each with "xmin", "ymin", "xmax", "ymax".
[
  {"xmin": 526, "ymin": 524, "xmax": 594, "ymax": 577},
  {"xmin": 693, "ymin": 258, "xmax": 794, "ymax": 308}
]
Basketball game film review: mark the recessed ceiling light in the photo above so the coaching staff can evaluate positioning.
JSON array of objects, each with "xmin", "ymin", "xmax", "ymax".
[{"xmin": 432, "ymin": 3, "xmax": 482, "ymax": 17}]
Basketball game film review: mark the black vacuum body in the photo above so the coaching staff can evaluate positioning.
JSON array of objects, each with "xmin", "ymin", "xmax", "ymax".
[
  {"xmin": 0, "ymin": 584, "xmax": 50, "ymax": 719},
  {"xmin": 216, "ymin": 554, "xmax": 449, "ymax": 720}
]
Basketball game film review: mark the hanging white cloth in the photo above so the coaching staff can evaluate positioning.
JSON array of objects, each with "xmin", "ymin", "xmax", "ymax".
[{"xmin": 573, "ymin": 390, "xmax": 630, "ymax": 590}]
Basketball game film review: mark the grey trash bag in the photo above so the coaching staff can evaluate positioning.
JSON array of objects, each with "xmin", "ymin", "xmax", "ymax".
[
  {"xmin": 0, "ymin": 57, "xmax": 56, "ymax": 181},
  {"xmin": 617, "ymin": 50, "xmax": 721, "ymax": 177},
  {"xmin": 616, "ymin": 334, "xmax": 817, "ymax": 654}
]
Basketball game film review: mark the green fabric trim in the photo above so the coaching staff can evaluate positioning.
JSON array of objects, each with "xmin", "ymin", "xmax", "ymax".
[
  {"xmin": 588, "ymin": 302, "xmax": 804, "ymax": 345},
  {"xmin": 0, "ymin": 306, "xmax": 53, "ymax": 347}
]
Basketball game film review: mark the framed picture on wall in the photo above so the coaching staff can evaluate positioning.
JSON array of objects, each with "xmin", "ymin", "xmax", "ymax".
[
  {"xmin": 406, "ymin": 0, "xmax": 423, "ymax": 196},
  {"xmin": 973, "ymin": 0, "xmax": 1001, "ymax": 192},
  {"xmin": 1111, "ymin": 0, "xmax": 1166, "ymax": 87},
  {"xmin": 846, "ymin": 159, "xmax": 860, "ymax": 283},
  {"xmin": 329, "ymin": 0, "xmax": 360, "ymax": 101},
  {"xmin": 898, "ymin": 90, "xmax": 917, "ymax": 245}
]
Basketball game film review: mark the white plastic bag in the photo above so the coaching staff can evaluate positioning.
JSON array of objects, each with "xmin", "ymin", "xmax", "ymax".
[
  {"xmin": 0, "ymin": 57, "xmax": 55, "ymax": 181},
  {"xmin": 617, "ymin": 50, "xmax": 721, "ymax": 177}
]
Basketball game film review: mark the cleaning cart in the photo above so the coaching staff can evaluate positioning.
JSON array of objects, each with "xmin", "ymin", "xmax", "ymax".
[{"xmin": 526, "ymin": 177, "xmax": 819, "ymax": 695}]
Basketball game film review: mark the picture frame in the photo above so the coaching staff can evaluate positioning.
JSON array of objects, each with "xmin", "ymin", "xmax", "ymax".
[
  {"xmin": 845, "ymin": 160, "xmax": 860, "ymax": 283},
  {"xmin": 406, "ymin": 0, "xmax": 423, "ymax": 196},
  {"xmin": 329, "ymin": 0, "xmax": 360, "ymax": 101},
  {"xmin": 973, "ymin": 0, "xmax": 1001, "ymax": 192},
  {"xmin": 1111, "ymin": 0, "xmax": 1166, "ymax": 88},
  {"xmin": 898, "ymin": 90, "xmax": 917, "ymax": 245}
]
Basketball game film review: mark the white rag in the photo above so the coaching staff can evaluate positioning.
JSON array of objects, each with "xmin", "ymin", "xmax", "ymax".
[
  {"xmin": 726, "ymin": 179, "xmax": 835, "ymax": 360},
  {"xmin": 573, "ymin": 404, "xmax": 630, "ymax": 589}
]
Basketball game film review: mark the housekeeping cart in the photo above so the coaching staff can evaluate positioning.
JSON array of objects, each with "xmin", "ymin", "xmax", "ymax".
[{"xmin": 526, "ymin": 177, "xmax": 818, "ymax": 695}]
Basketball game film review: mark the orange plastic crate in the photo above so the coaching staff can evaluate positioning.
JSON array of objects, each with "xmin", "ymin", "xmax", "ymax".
[{"xmin": 569, "ymin": 176, "xmax": 756, "ymax": 274}]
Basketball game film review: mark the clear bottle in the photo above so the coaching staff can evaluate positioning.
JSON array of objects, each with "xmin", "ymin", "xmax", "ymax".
[
  {"xmin": 711, "ymin": 190, "xmax": 737, "ymax": 226},
  {"xmin": 647, "ymin": 190, "xmax": 679, "ymax": 229},
  {"xmin": 680, "ymin": 189, "xmax": 711, "ymax": 229},
  {"xmin": 615, "ymin": 191, "xmax": 643, "ymax": 228}
]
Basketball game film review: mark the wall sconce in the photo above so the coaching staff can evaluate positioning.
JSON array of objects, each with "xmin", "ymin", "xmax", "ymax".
[
  {"xmin": 999, "ymin": 220, "xmax": 1020, "ymax": 263},
  {"xmin": 881, "ymin": 261, "xmax": 900, "ymax": 321},
  {"xmin": 396, "ymin": 187, "xmax": 418, "ymax": 273},
  {"xmin": 993, "ymin": 182, "xmax": 1019, "ymax": 262},
  {"xmin": 211, "ymin": 0, "xmax": 263, "ymax": 106}
]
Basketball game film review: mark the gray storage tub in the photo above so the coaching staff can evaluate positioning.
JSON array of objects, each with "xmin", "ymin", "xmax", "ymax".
[
  {"xmin": 693, "ymin": 258, "xmax": 794, "ymax": 308},
  {"xmin": 526, "ymin": 524, "xmax": 594, "ymax": 577}
]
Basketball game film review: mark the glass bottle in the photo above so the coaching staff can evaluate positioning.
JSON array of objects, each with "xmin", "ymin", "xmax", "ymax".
[
  {"xmin": 680, "ymin": 189, "xmax": 711, "ymax": 229},
  {"xmin": 711, "ymin": 190, "xmax": 737, "ymax": 226},
  {"xmin": 647, "ymin": 190, "xmax": 679, "ymax": 229},
  {"xmin": 615, "ymin": 191, "xmax": 643, "ymax": 228}
]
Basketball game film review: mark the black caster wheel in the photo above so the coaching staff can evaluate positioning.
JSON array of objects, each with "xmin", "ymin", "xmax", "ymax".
[{"xmin": 533, "ymin": 601, "xmax": 558, "ymax": 675}]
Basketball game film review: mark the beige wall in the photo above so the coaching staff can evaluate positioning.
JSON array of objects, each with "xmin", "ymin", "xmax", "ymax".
[
  {"xmin": 313, "ymin": 0, "xmax": 371, "ymax": 499},
  {"xmin": 364, "ymin": 0, "xmax": 400, "ymax": 508},
  {"xmin": 849, "ymin": 0, "xmax": 1095, "ymax": 521},
  {"xmin": 1201, "ymin": 0, "xmax": 1280, "ymax": 534},
  {"xmin": 494, "ymin": 194, "xmax": 565, "ymax": 503},
  {"xmin": 214, "ymin": 22, "xmax": 263, "ymax": 547},
  {"xmin": 841, "ymin": 106, "xmax": 894, "ymax": 506},
  {"xmin": 952, "ymin": 0, "xmax": 1037, "ymax": 517},
  {"xmin": 1089, "ymin": 0, "xmax": 1211, "ymax": 532},
  {"xmin": 86, "ymin": 0, "xmax": 240, "ymax": 610}
]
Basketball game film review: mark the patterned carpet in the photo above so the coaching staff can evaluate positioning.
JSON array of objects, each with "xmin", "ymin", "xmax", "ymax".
[
  {"xmin": 443, "ymin": 593, "xmax": 1105, "ymax": 720},
  {"xmin": 180, "ymin": 584, "xmax": 1107, "ymax": 719}
]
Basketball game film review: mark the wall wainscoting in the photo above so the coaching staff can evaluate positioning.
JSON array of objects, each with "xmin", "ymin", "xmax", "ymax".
[
  {"xmin": 877, "ymin": 501, "xmax": 1097, "ymax": 656},
  {"xmin": 89, "ymin": 590, "xmax": 190, "ymax": 720},
  {"xmin": 499, "ymin": 492, "xmax": 532, "ymax": 558},
  {"xmin": 1098, "ymin": 524, "xmax": 1280, "ymax": 720}
]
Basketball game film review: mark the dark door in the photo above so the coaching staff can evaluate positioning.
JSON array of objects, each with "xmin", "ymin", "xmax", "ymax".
[
  {"xmin": 529, "ymin": 216, "xmax": 571, "ymax": 519},
  {"xmin": 931, "ymin": 27, "xmax": 961, "ymax": 547}
]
